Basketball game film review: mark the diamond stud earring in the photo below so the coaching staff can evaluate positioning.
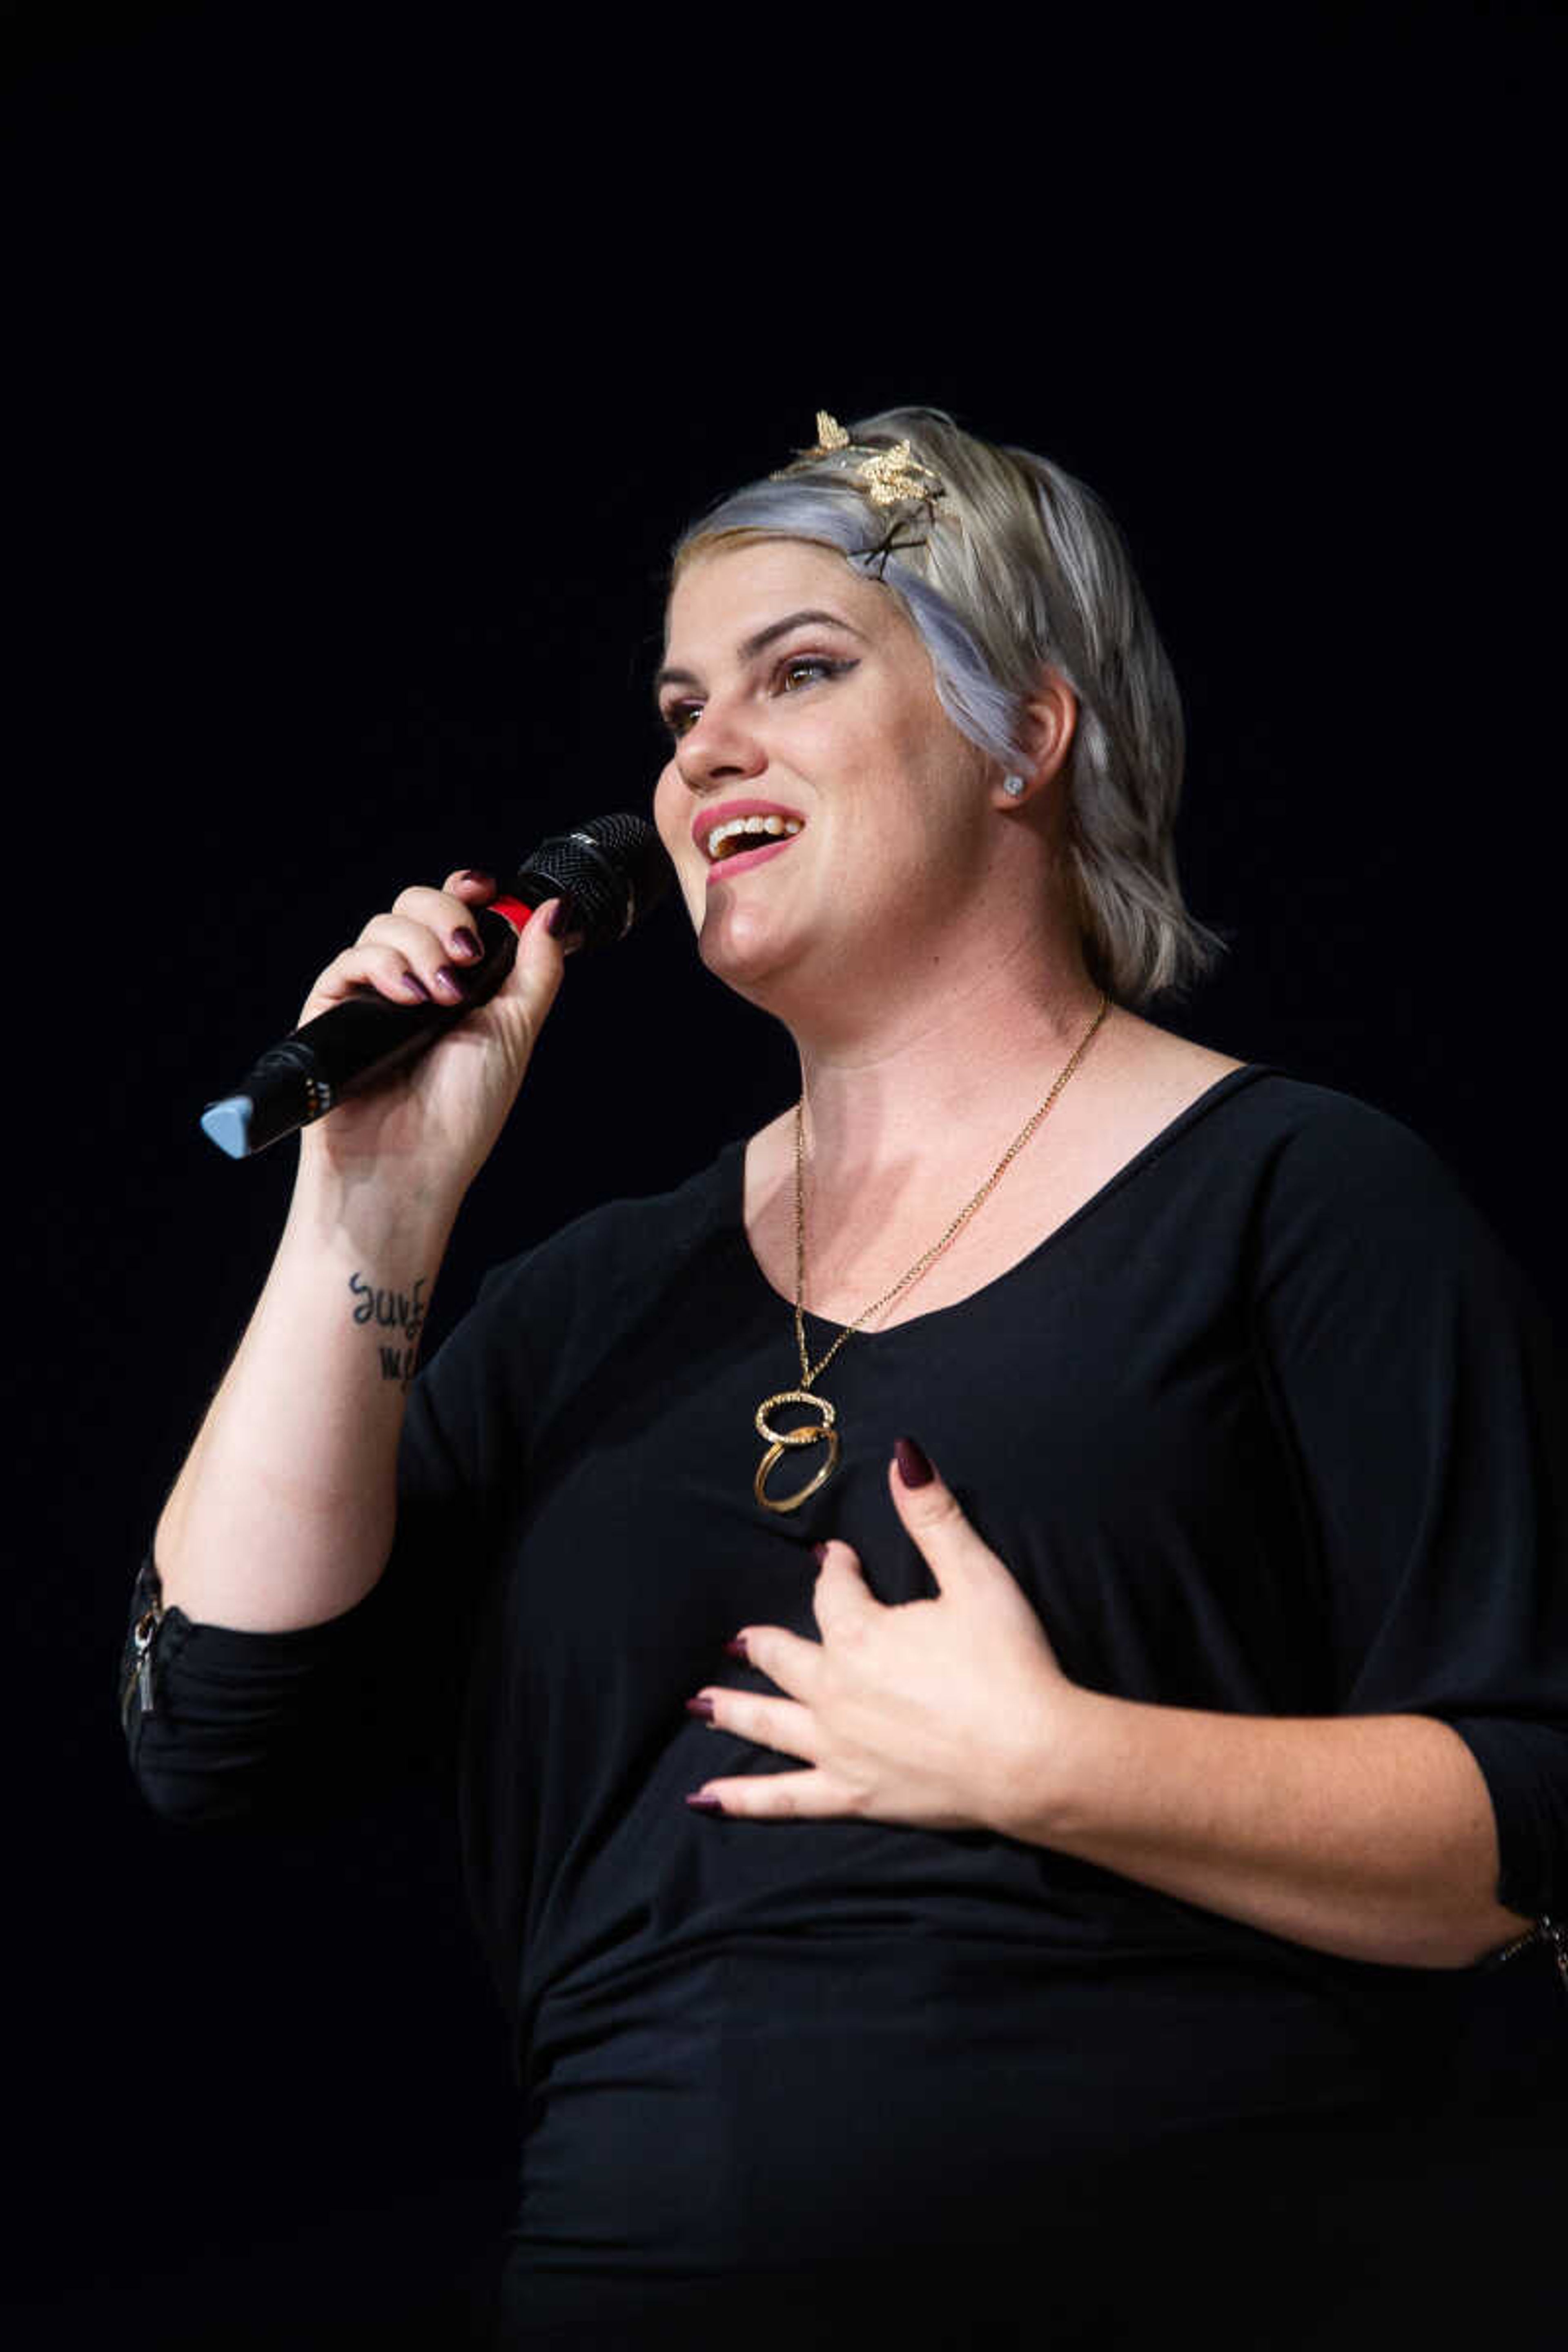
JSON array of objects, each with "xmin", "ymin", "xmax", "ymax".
[{"xmin": 1002, "ymin": 775, "xmax": 1027, "ymax": 798}]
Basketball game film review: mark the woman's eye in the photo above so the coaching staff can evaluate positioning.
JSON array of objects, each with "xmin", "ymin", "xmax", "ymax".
[
  {"xmin": 662, "ymin": 657, "xmax": 851, "ymax": 739},
  {"xmin": 779, "ymin": 656, "xmax": 841, "ymax": 693}
]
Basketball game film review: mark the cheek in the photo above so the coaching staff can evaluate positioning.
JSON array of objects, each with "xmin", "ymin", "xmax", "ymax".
[
  {"xmin": 653, "ymin": 764, "xmax": 707, "ymax": 925},
  {"xmin": 834, "ymin": 732, "xmax": 965, "ymax": 864},
  {"xmin": 653, "ymin": 764, "xmax": 691, "ymax": 873}
]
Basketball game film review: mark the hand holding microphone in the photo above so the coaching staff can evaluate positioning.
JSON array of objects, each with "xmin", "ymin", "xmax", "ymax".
[{"xmin": 202, "ymin": 815, "xmax": 672, "ymax": 1186}]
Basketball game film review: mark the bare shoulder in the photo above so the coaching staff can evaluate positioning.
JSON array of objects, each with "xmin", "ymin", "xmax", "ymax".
[
  {"xmin": 1061, "ymin": 1010, "xmax": 1247, "ymax": 1178},
  {"xmin": 1105, "ymin": 1010, "xmax": 1245, "ymax": 1111}
]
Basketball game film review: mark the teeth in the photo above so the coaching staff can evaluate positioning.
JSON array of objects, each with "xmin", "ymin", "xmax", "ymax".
[{"xmin": 706, "ymin": 815, "xmax": 803, "ymax": 861}]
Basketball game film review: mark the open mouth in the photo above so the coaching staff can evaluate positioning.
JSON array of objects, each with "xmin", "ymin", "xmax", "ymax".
[{"xmin": 704, "ymin": 814, "xmax": 804, "ymax": 864}]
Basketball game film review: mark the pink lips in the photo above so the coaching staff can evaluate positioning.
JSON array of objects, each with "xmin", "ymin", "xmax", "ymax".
[{"xmin": 704, "ymin": 835, "xmax": 797, "ymax": 886}]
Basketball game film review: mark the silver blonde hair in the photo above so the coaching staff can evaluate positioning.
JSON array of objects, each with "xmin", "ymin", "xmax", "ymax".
[{"xmin": 673, "ymin": 407, "xmax": 1221, "ymax": 1005}]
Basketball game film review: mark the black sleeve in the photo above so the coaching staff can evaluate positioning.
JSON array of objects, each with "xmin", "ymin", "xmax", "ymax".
[
  {"xmin": 120, "ymin": 1267, "xmax": 523, "ymax": 1829},
  {"xmin": 1251, "ymin": 1097, "xmax": 1568, "ymax": 1922}
]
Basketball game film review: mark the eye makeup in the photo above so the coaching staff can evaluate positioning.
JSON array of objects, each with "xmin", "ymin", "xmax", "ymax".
[{"xmin": 659, "ymin": 646, "xmax": 859, "ymax": 739}]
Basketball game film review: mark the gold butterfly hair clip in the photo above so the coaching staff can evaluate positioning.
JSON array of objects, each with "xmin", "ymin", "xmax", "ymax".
[{"xmin": 772, "ymin": 410, "xmax": 947, "ymax": 513}]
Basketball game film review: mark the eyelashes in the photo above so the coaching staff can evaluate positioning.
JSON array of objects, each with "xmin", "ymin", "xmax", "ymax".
[{"xmin": 661, "ymin": 654, "xmax": 858, "ymax": 742}]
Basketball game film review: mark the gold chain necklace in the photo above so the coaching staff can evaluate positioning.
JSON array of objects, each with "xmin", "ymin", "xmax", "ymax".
[{"xmin": 752, "ymin": 993, "xmax": 1112, "ymax": 1513}]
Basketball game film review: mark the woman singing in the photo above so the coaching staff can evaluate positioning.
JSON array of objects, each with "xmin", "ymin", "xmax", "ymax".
[{"xmin": 126, "ymin": 410, "xmax": 1568, "ymax": 2346}]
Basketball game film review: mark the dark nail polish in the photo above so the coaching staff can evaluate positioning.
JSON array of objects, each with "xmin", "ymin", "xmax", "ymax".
[
  {"xmin": 812, "ymin": 1542, "xmax": 829, "ymax": 1563},
  {"xmin": 545, "ymin": 897, "xmax": 575, "ymax": 939},
  {"xmin": 685, "ymin": 1793, "xmax": 724, "ymax": 1815},
  {"xmin": 894, "ymin": 1436, "xmax": 934, "ymax": 1489},
  {"xmin": 434, "ymin": 965, "xmax": 470, "ymax": 998},
  {"xmin": 685, "ymin": 1695, "xmax": 715, "ymax": 1721},
  {"xmin": 722, "ymin": 1636, "xmax": 749, "ymax": 1662},
  {"xmin": 450, "ymin": 926, "xmax": 482, "ymax": 960},
  {"xmin": 400, "ymin": 973, "xmax": 432, "ymax": 1001},
  {"xmin": 459, "ymin": 869, "xmax": 494, "ymax": 887}
]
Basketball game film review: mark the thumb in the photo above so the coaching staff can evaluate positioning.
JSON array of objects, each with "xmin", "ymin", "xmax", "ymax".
[{"xmin": 491, "ymin": 895, "xmax": 568, "ymax": 1049}]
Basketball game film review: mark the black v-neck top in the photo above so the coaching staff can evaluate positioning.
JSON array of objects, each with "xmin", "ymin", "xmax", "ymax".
[{"xmin": 126, "ymin": 1069, "xmax": 1568, "ymax": 2264}]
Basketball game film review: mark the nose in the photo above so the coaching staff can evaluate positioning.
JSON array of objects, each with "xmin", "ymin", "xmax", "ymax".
[{"xmin": 674, "ymin": 693, "xmax": 768, "ymax": 795}]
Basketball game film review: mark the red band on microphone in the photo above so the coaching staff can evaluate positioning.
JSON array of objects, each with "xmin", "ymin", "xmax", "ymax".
[{"xmin": 488, "ymin": 896, "xmax": 533, "ymax": 934}]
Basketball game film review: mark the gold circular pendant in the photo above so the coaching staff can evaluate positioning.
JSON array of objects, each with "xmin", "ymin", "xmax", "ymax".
[{"xmin": 753, "ymin": 1389, "xmax": 840, "ymax": 1514}]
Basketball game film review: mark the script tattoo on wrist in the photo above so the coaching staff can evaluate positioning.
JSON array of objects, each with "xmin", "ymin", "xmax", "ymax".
[{"xmin": 348, "ymin": 1272, "xmax": 430, "ymax": 1390}]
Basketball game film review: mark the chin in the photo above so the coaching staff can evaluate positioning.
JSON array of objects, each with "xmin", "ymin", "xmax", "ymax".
[{"xmin": 695, "ymin": 891, "xmax": 802, "ymax": 1002}]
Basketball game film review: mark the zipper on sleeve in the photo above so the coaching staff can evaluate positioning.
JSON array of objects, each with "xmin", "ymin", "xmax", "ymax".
[
  {"xmin": 120, "ymin": 1600, "xmax": 165, "ymax": 1729},
  {"xmin": 1486, "ymin": 1913, "xmax": 1568, "ymax": 2002}
]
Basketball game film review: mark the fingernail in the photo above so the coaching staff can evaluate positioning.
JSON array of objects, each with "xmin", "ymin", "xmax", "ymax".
[
  {"xmin": 459, "ymin": 869, "xmax": 494, "ymax": 887},
  {"xmin": 400, "ymin": 972, "xmax": 432, "ymax": 1001},
  {"xmin": 449, "ymin": 926, "xmax": 483, "ymax": 961},
  {"xmin": 434, "ymin": 965, "xmax": 470, "ymax": 1000},
  {"xmin": 812, "ymin": 1542, "xmax": 829, "ymax": 1563},
  {"xmin": 544, "ymin": 897, "xmax": 574, "ymax": 939},
  {"xmin": 685, "ymin": 1793, "xmax": 725, "ymax": 1815},
  {"xmin": 684, "ymin": 1695, "xmax": 715, "ymax": 1721},
  {"xmin": 894, "ymin": 1436, "xmax": 934, "ymax": 1489},
  {"xmin": 722, "ymin": 1636, "xmax": 749, "ymax": 1662}
]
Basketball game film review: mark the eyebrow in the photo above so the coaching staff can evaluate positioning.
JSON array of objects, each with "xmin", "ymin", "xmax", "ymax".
[{"xmin": 653, "ymin": 608, "xmax": 868, "ymax": 700}]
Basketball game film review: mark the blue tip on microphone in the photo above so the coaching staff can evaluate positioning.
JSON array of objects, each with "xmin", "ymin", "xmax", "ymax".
[{"xmin": 200, "ymin": 1096, "xmax": 254, "ymax": 1160}]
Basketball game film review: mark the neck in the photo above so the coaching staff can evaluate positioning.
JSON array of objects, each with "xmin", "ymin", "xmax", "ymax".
[{"xmin": 791, "ymin": 910, "xmax": 1107, "ymax": 1181}]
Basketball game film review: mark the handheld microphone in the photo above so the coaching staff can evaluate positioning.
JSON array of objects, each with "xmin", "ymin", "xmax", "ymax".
[{"xmin": 200, "ymin": 813, "xmax": 673, "ymax": 1160}]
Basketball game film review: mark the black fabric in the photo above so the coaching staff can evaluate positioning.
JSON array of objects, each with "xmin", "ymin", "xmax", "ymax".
[{"xmin": 124, "ymin": 1067, "xmax": 1568, "ymax": 2320}]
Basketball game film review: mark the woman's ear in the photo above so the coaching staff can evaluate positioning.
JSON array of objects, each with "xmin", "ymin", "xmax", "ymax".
[{"xmin": 993, "ymin": 671, "xmax": 1078, "ymax": 808}]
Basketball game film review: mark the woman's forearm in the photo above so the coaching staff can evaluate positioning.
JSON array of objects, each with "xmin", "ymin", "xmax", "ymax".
[
  {"xmin": 154, "ymin": 1166, "xmax": 457, "ymax": 1632},
  {"xmin": 689, "ymin": 1479, "xmax": 1539, "ymax": 1972},
  {"xmin": 1010, "ymin": 1695, "xmax": 1530, "ymax": 1969},
  {"xmin": 151, "ymin": 866, "xmax": 567, "ymax": 1634}
]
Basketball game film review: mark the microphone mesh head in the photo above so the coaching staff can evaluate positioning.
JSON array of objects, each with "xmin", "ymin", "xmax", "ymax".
[{"xmin": 517, "ymin": 814, "xmax": 673, "ymax": 950}]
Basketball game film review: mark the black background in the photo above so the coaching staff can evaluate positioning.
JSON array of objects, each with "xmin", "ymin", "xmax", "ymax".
[{"xmin": 7, "ymin": 4, "xmax": 1566, "ymax": 2342}]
